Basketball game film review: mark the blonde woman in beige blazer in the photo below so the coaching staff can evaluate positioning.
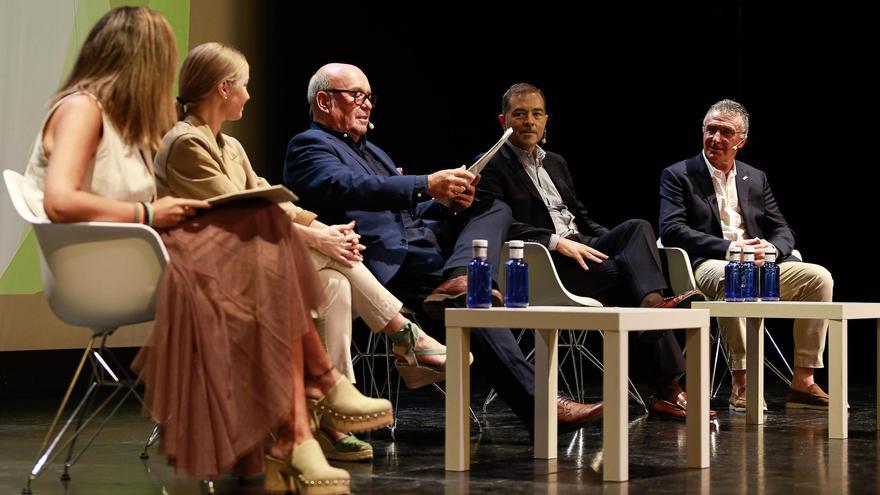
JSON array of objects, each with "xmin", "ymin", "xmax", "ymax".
[{"xmin": 156, "ymin": 43, "xmax": 452, "ymax": 466}]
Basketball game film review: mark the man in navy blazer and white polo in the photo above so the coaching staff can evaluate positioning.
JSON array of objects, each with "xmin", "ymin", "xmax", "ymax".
[
  {"xmin": 284, "ymin": 63, "xmax": 603, "ymax": 433},
  {"xmin": 659, "ymin": 99, "xmax": 834, "ymax": 411}
]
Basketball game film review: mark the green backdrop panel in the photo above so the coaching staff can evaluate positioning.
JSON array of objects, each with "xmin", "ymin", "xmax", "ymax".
[
  {"xmin": 0, "ymin": 230, "xmax": 41, "ymax": 295},
  {"xmin": 0, "ymin": 0, "xmax": 189, "ymax": 295}
]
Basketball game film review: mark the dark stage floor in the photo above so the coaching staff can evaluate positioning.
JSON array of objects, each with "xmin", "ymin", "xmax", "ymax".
[{"xmin": 1, "ymin": 382, "xmax": 876, "ymax": 494}]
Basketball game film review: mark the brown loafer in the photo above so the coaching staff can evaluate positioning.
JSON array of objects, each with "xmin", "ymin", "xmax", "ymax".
[
  {"xmin": 423, "ymin": 275, "xmax": 503, "ymax": 319},
  {"xmin": 729, "ymin": 388, "xmax": 768, "ymax": 412},
  {"xmin": 557, "ymin": 395, "xmax": 603, "ymax": 433},
  {"xmin": 785, "ymin": 384, "xmax": 829, "ymax": 410},
  {"xmin": 652, "ymin": 289, "xmax": 706, "ymax": 309},
  {"xmin": 648, "ymin": 391, "xmax": 717, "ymax": 421}
]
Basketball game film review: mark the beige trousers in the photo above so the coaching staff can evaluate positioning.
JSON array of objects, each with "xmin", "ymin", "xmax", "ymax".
[
  {"xmin": 694, "ymin": 259, "xmax": 833, "ymax": 370},
  {"xmin": 310, "ymin": 250, "xmax": 403, "ymax": 382}
]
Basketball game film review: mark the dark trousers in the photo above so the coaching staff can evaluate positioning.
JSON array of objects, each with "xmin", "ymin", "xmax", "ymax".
[
  {"xmin": 554, "ymin": 219, "xmax": 686, "ymax": 386},
  {"xmin": 437, "ymin": 197, "xmax": 508, "ymax": 280},
  {"xmin": 386, "ymin": 200, "xmax": 538, "ymax": 427}
]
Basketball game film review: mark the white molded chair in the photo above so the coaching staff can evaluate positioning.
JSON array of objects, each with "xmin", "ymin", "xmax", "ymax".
[
  {"xmin": 657, "ymin": 242, "xmax": 794, "ymax": 399},
  {"xmin": 505, "ymin": 242, "xmax": 603, "ymax": 307},
  {"xmin": 4, "ymin": 170, "xmax": 168, "ymax": 494},
  {"xmin": 486, "ymin": 242, "xmax": 647, "ymax": 412}
]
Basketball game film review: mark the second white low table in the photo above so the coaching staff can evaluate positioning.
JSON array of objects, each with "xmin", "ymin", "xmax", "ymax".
[
  {"xmin": 692, "ymin": 301, "xmax": 880, "ymax": 438},
  {"xmin": 444, "ymin": 305, "xmax": 711, "ymax": 482}
]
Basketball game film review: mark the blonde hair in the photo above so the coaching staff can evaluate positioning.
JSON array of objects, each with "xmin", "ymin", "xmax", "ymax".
[
  {"xmin": 51, "ymin": 6, "xmax": 178, "ymax": 152},
  {"xmin": 177, "ymin": 42, "xmax": 248, "ymax": 120}
]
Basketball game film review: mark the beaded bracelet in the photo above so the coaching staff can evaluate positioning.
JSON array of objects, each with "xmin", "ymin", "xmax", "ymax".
[{"xmin": 141, "ymin": 202, "xmax": 154, "ymax": 227}]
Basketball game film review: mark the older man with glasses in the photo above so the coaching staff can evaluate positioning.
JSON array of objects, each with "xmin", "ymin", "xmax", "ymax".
[
  {"xmin": 284, "ymin": 63, "xmax": 605, "ymax": 437},
  {"xmin": 659, "ymin": 99, "xmax": 834, "ymax": 412}
]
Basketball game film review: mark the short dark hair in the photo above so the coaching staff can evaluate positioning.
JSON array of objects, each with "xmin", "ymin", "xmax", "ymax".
[{"xmin": 501, "ymin": 83, "xmax": 546, "ymax": 115}]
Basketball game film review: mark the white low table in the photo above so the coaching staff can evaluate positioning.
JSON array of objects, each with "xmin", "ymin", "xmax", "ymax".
[
  {"xmin": 444, "ymin": 306, "xmax": 711, "ymax": 482},
  {"xmin": 692, "ymin": 301, "xmax": 880, "ymax": 438}
]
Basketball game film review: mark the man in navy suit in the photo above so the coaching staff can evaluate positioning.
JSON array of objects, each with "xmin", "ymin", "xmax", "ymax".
[
  {"xmin": 659, "ymin": 99, "xmax": 833, "ymax": 411},
  {"xmin": 284, "ymin": 63, "xmax": 602, "ymax": 433},
  {"xmin": 477, "ymin": 83, "xmax": 708, "ymax": 421}
]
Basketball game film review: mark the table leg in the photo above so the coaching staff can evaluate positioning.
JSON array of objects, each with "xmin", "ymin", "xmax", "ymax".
[
  {"xmin": 746, "ymin": 318, "xmax": 764, "ymax": 425},
  {"xmin": 445, "ymin": 326, "xmax": 471, "ymax": 471},
  {"xmin": 828, "ymin": 319, "xmax": 848, "ymax": 439},
  {"xmin": 603, "ymin": 330, "xmax": 628, "ymax": 482},
  {"xmin": 828, "ymin": 440, "xmax": 849, "ymax": 491},
  {"xmin": 686, "ymin": 325, "xmax": 710, "ymax": 469},
  {"xmin": 535, "ymin": 328, "xmax": 558, "ymax": 459}
]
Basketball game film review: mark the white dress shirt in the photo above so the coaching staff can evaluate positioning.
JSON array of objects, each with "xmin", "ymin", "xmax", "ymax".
[
  {"xmin": 702, "ymin": 151, "xmax": 750, "ymax": 256},
  {"xmin": 509, "ymin": 143, "xmax": 579, "ymax": 250}
]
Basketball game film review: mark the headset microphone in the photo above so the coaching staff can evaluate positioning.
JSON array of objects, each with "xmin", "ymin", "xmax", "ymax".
[
  {"xmin": 732, "ymin": 137, "xmax": 746, "ymax": 150},
  {"xmin": 368, "ymin": 122, "xmax": 375, "ymax": 130}
]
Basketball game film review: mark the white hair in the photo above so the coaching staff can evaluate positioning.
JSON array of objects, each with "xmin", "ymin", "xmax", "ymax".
[
  {"xmin": 307, "ymin": 70, "xmax": 333, "ymax": 118},
  {"xmin": 703, "ymin": 98, "xmax": 750, "ymax": 135}
]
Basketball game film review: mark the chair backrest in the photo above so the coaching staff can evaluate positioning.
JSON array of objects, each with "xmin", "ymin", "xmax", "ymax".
[
  {"xmin": 3, "ymin": 169, "xmax": 169, "ymax": 331},
  {"xmin": 499, "ymin": 241, "xmax": 602, "ymax": 307},
  {"xmin": 657, "ymin": 245, "xmax": 698, "ymax": 295},
  {"xmin": 3, "ymin": 168, "xmax": 45, "ymax": 225},
  {"xmin": 656, "ymin": 237, "xmax": 803, "ymax": 295}
]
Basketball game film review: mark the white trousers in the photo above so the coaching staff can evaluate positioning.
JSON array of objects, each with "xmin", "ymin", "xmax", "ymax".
[{"xmin": 310, "ymin": 250, "xmax": 403, "ymax": 382}]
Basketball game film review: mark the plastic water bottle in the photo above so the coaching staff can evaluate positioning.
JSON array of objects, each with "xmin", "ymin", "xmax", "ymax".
[
  {"xmin": 467, "ymin": 239, "xmax": 493, "ymax": 308},
  {"xmin": 504, "ymin": 241, "xmax": 529, "ymax": 308},
  {"xmin": 741, "ymin": 247, "xmax": 758, "ymax": 302},
  {"xmin": 761, "ymin": 247, "xmax": 780, "ymax": 301},
  {"xmin": 724, "ymin": 246, "xmax": 743, "ymax": 302}
]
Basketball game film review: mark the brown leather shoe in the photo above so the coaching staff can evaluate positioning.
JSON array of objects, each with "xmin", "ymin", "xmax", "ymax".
[
  {"xmin": 785, "ymin": 383, "xmax": 829, "ymax": 410},
  {"xmin": 648, "ymin": 391, "xmax": 717, "ymax": 421},
  {"xmin": 652, "ymin": 289, "xmax": 706, "ymax": 309},
  {"xmin": 557, "ymin": 395, "xmax": 603, "ymax": 433},
  {"xmin": 729, "ymin": 388, "xmax": 768, "ymax": 412},
  {"xmin": 422, "ymin": 275, "xmax": 503, "ymax": 320}
]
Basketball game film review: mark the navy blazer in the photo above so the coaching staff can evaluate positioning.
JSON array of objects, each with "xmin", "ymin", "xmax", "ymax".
[
  {"xmin": 658, "ymin": 153, "xmax": 796, "ymax": 268},
  {"xmin": 476, "ymin": 143, "xmax": 609, "ymax": 246},
  {"xmin": 283, "ymin": 124, "xmax": 448, "ymax": 284}
]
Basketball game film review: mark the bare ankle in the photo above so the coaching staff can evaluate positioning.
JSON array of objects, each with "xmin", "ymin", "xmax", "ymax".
[
  {"xmin": 791, "ymin": 367, "xmax": 816, "ymax": 391},
  {"xmin": 293, "ymin": 430, "xmax": 313, "ymax": 446},
  {"xmin": 381, "ymin": 314, "xmax": 406, "ymax": 335},
  {"xmin": 304, "ymin": 366, "xmax": 338, "ymax": 394},
  {"xmin": 731, "ymin": 369, "xmax": 746, "ymax": 390},
  {"xmin": 270, "ymin": 438, "xmax": 294, "ymax": 459}
]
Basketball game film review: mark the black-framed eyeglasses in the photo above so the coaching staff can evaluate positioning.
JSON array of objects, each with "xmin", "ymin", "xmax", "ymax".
[
  {"xmin": 325, "ymin": 88, "xmax": 377, "ymax": 106},
  {"xmin": 703, "ymin": 124, "xmax": 744, "ymax": 140}
]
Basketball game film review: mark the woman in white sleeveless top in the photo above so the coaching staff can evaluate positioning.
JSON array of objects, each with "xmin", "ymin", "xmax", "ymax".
[
  {"xmin": 22, "ymin": 7, "xmax": 389, "ymax": 492},
  {"xmin": 23, "ymin": 91, "xmax": 159, "ymax": 219},
  {"xmin": 22, "ymin": 9, "xmax": 203, "ymax": 225}
]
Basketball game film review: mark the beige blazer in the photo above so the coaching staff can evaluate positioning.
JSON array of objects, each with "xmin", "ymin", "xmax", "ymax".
[{"xmin": 154, "ymin": 119, "xmax": 316, "ymax": 226}]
